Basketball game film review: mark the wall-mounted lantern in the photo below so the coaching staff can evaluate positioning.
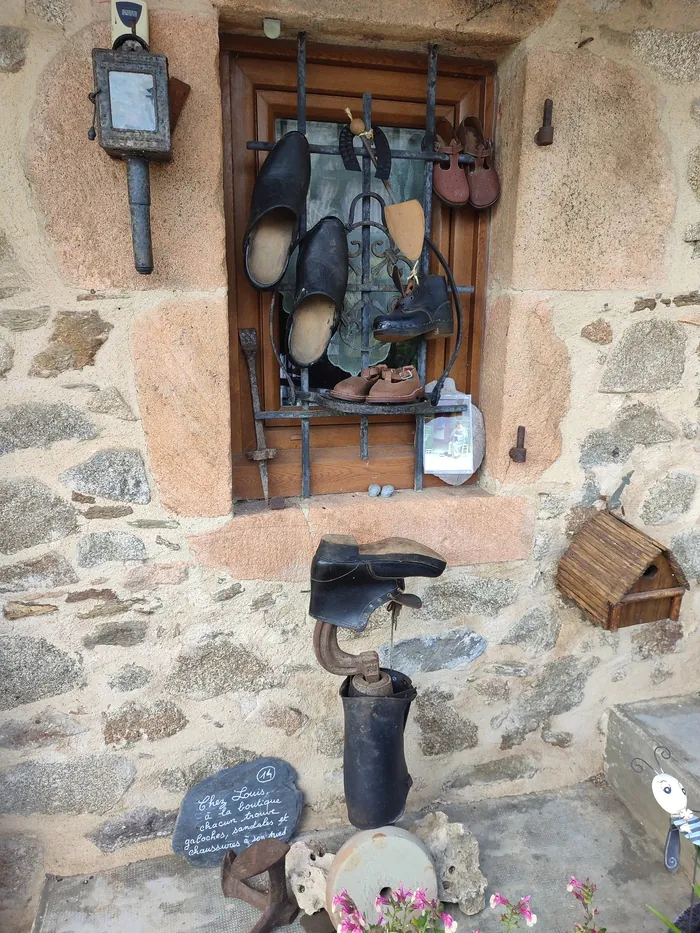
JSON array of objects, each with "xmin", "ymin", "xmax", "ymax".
[{"xmin": 88, "ymin": 1, "xmax": 172, "ymax": 275}]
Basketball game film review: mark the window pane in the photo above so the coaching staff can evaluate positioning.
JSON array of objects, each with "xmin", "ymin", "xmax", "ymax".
[
  {"xmin": 274, "ymin": 118, "xmax": 424, "ymax": 408},
  {"xmin": 109, "ymin": 71, "xmax": 156, "ymax": 132}
]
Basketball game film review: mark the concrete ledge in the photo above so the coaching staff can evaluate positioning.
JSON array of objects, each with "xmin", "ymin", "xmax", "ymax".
[
  {"xmin": 188, "ymin": 489, "xmax": 535, "ymax": 581},
  {"xmin": 605, "ymin": 694, "xmax": 700, "ymax": 878}
]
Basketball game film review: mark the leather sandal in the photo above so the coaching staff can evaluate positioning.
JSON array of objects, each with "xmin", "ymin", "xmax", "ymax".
[
  {"xmin": 330, "ymin": 364, "xmax": 389, "ymax": 402},
  {"xmin": 288, "ymin": 216, "xmax": 348, "ymax": 367},
  {"xmin": 244, "ymin": 132, "xmax": 311, "ymax": 290},
  {"xmin": 433, "ymin": 118, "xmax": 470, "ymax": 208},
  {"xmin": 366, "ymin": 365, "xmax": 424, "ymax": 404},
  {"xmin": 457, "ymin": 117, "xmax": 500, "ymax": 210}
]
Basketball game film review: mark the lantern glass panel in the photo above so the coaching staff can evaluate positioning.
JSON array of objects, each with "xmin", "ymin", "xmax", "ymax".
[{"xmin": 108, "ymin": 71, "xmax": 157, "ymax": 131}]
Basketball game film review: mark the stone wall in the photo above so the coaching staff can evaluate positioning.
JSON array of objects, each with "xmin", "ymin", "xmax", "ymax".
[{"xmin": 1, "ymin": 0, "xmax": 700, "ymax": 930}]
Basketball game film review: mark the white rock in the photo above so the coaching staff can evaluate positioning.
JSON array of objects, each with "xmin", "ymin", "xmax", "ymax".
[
  {"xmin": 286, "ymin": 839, "xmax": 335, "ymax": 915},
  {"xmin": 411, "ymin": 810, "xmax": 487, "ymax": 916}
]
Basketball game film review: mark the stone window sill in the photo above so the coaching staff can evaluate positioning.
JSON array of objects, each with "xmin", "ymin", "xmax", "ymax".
[{"xmin": 189, "ymin": 487, "xmax": 535, "ymax": 581}]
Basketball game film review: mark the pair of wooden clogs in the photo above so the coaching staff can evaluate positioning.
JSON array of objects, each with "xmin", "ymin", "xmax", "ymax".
[{"xmin": 432, "ymin": 117, "xmax": 500, "ymax": 210}]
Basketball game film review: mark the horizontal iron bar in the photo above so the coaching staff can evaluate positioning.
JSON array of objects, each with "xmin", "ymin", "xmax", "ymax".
[
  {"xmin": 349, "ymin": 284, "xmax": 475, "ymax": 293},
  {"xmin": 247, "ymin": 140, "xmax": 476, "ymax": 164},
  {"xmin": 255, "ymin": 403, "xmax": 471, "ymax": 420}
]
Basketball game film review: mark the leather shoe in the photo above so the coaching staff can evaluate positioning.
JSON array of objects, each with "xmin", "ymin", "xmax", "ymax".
[
  {"xmin": 367, "ymin": 365, "xmax": 424, "ymax": 403},
  {"xmin": 373, "ymin": 275, "xmax": 453, "ymax": 343},
  {"xmin": 244, "ymin": 131, "xmax": 311, "ymax": 290},
  {"xmin": 330, "ymin": 364, "xmax": 388, "ymax": 401},
  {"xmin": 288, "ymin": 216, "xmax": 348, "ymax": 367},
  {"xmin": 309, "ymin": 534, "xmax": 446, "ymax": 631}
]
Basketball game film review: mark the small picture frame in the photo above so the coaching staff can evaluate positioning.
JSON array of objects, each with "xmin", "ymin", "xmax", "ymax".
[{"xmin": 424, "ymin": 396, "xmax": 473, "ymax": 475}]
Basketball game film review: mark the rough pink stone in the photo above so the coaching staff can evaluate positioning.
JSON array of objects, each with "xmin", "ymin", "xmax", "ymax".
[
  {"xmin": 189, "ymin": 490, "xmax": 534, "ymax": 582},
  {"xmin": 131, "ymin": 298, "xmax": 232, "ymax": 518},
  {"xmin": 123, "ymin": 563, "xmax": 189, "ymax": 590}
]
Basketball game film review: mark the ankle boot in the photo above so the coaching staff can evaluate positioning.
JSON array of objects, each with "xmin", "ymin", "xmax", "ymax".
[{"xmin": 372, "ymin": 275, "xmax": 453, "ymax": 342}]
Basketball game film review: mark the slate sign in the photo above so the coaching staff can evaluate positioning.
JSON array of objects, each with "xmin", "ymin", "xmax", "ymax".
[{"xmin": 172, "ymin": 757, "xmax": 302, "ymax": 867}]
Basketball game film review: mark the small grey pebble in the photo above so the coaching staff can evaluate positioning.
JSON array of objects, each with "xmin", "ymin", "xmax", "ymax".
[
  {"xmin": 380, "ymin": 485, "xmax": 395, "ymax": 498},
  {"xmin": 368, "ymin": 484, "xmax": 381, "ymax": 497}
]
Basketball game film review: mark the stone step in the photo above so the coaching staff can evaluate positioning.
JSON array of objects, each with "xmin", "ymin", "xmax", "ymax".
[
  {"xmin": 605, "ymin": 692, "xmax": 700, "ymax": 878},
  {"xmin": 31, "ymin": 782, "xmax": 689, "ymax": 933}
]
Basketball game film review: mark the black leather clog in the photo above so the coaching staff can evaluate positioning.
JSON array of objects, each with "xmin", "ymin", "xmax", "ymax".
[
  {"xmin": 288, "ymin": 216, "xmax": 348, "ymax": 367},
  {"xmin": 243, "ymin": 131, "xmax": 311, "ymax": 291}
]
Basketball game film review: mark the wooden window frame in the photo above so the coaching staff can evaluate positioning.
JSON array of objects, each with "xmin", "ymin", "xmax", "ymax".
[{"xmin": 220, "ymin": 35, "xmax": 494, "ymax": 499}]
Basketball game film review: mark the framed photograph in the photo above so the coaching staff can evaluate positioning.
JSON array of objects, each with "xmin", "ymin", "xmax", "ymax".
[{"xmin": 424, "ymin": 398, "xmax": 473, "ymax": 475}]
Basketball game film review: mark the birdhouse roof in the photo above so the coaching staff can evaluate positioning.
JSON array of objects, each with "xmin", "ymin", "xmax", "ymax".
[{"xmin": 557, "ymin": 510, "xmax": 689, "ymax": 623}]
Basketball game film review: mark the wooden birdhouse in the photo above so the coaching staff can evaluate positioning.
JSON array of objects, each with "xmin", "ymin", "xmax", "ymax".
[{"xmin": 556, "ymin": 511, "xmax": 689, "ymax": 631}]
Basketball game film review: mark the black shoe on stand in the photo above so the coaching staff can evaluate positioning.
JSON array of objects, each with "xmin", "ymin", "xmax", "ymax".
[{"xmin": 372, "ymin": 275, "xmax": 453, "ymax": 342}]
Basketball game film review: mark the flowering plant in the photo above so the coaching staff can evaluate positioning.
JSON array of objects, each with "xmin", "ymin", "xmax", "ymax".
[
  {"xmin": 487, "ymin": 892, "xmax": 537, "ymax": 929},
  {"xmin": 332, "ymin": 886, "xmax": 457, "ymax": 933},
  {"xmin": 567, "ymin": 877, "xmax": 605, "ymax": 933}
]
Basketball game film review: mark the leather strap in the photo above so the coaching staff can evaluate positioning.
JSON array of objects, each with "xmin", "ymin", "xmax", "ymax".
[
  {"xmin": 361, "ymin": 364, "xmax": 387, "ymax": 379},
  {"xmin": 435, "ymin": 117, "xmax": 456, "ymax": 149}
]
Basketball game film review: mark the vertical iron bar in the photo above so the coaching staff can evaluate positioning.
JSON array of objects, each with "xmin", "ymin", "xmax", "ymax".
[
  {"xmin": 690, "ymin": 847, "xmax": 698, "ymax": 925},
  {"xmin": 414, "ymin": 43, "xmax": 438, "ymax": 490},
  {"xmin": 359, "ymin": 91, "xmax": 372, "ymax": 462},
  {"xmin": 297, "ymin": 32, "xmax": 311, "ymax": 498}
]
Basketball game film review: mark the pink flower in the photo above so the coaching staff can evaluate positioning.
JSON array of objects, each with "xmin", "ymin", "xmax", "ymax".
[
  {"xmin": 375, "ymin": 894, "xmax": 389, "ymax": 914},
  {"xmin": 568, "ymin": 876, "xmax": 582, "ymax": 891},
  {"xmin": 490, "ymin": 893, "xmax": 508, "ymax": 909},
  {"xmin": 412, "ymin": 890, "xmax": 430, "ymax": 910},
  {"xmin": 440, "ymin": 911, "xmax": 458, "ymax": 933},
  {"xmin": 394, "ymin": 884, "xmax": 411, "ymax": 904},
  {"xmin": 332, "ymin": 890, "xmax": 355, "ymax": 913},
  {"xmin": 519, "ymin": 896, "xmax": 532, "ymax": 909},
  {"xmin": 525, "ymin": 913, "xmax": 537, "ymax": 927}
]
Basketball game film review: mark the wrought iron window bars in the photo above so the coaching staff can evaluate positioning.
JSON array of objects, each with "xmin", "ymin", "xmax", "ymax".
[{"xmin": 244, "ymin": 33, "xmax": 474, "ymax": 498}]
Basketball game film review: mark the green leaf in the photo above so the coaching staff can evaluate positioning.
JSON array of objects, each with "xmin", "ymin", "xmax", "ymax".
[
  {"xmin": 693, "ymin": 882, "xmax": 700, "ymax": 900},
  {"xmin": 646, "ymin": 904, "xmax": 684, "ymax": 933}
]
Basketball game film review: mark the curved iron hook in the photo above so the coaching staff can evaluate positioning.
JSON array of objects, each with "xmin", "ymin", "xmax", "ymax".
[
  {"xmin": 654, "ymin": 745, "xmax": 672, "ymax": 770},
  {"xmin": 268, "ymin": 292, "xmax": 297, "ymax": 407},
  {"xmin": 631, "ymin": 756, "xmax": 657, "ymax": 775},
  {"xmin": 423, "ymin": 234, "xmax": 464, "ymax": 406},
  {"xmin": 347, "ymin": 191, "xmax": 388, "ymax": 228}
]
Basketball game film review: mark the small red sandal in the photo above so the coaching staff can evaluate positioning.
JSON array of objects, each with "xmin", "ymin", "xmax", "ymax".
[
  {"xmin": 458, "ymin": 116, "xmax": 500, "ymax": 210},
  {"xmin": 432, "ymin": 118, "xmax": 470, "ymax": 208}
]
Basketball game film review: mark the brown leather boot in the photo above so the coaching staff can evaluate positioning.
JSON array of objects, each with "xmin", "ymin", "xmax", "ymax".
[
  {"xmin": 330, "ymin": 364, "xmax": 389, "ymax": 401},
  {"xmin": 366, "ymin": 366, "xmax": 424, "ymax": 403}
]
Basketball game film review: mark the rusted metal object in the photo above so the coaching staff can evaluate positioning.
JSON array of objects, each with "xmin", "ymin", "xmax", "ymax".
[
  {"xmin": 221, "ymin": 838, "xmax": 298, "ymax": 933},
  {"xmin": 239, "ymin": 328, "xmax": 277, "ymax": 502},
  {"xmin": 535, "ymin": 99, "xmax": 554, "ymax": 146},
  {"xmin": 313, "ymin": 621, "xmax": 392, "ymax": 693},
  {"xmin": 509, "ymin": 425, "xmax": 527, "ymax": 462},
  {"xmin": 168, "ymin": 77, "xmax": 191, "ymax": 133}
]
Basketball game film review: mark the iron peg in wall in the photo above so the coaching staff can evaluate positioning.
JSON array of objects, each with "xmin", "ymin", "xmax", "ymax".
[
  {"xmin": 535, "ymin": 99, "xmax": 554, "ymax": 146},
  {"xmin": 509, "ymin": 426, "xmax": 527, "ymax": 462}
]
